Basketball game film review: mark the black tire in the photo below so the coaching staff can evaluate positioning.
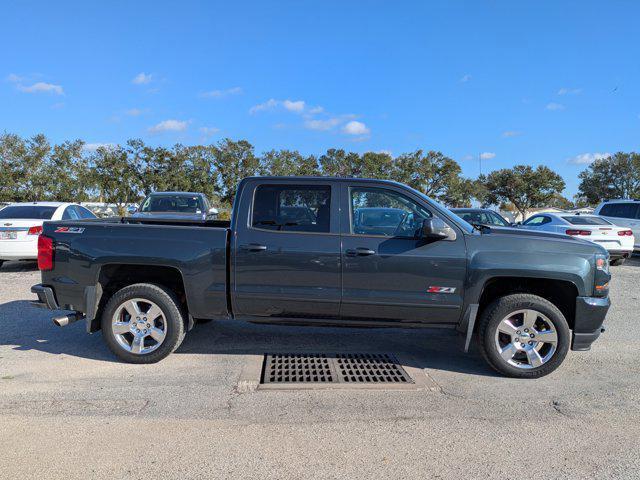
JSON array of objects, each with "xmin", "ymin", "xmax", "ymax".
[
  {"xmin": 478, "ymin": 293, "xmax": 570, "ymax": 379},
  {"xmin": 101, "ymin": 283, "xmax": 186, "ymax": 364},
  {"xmin": 0, "ymin": 260, "xmax": 4, "ymax": 269},
  {"xmin": 610, "ymin": 258, "xmax": 625, "ymax": 266}
]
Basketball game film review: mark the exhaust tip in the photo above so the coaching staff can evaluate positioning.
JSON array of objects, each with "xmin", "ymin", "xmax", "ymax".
[{"xmin": 52, "ymin": 313, "xmax": 84, "ymax": 327}]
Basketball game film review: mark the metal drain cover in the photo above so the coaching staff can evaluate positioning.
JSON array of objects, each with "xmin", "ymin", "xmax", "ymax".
[{"xmin": 261, "ymin": 353, "xmax": 414, "ymax": 385}]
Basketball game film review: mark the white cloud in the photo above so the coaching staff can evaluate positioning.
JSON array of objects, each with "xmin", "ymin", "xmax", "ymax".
[
  {"xmin": 17, "ymin": 82, "xmax": 64, "ymax": 95},
  {"xmin": 249, "ymin": 98, "xmax": 311, "ymax": 115},
  {"xmin": 304, "ymin": 118, "xmax": 342, "ymax": 131},
  {"xmin": 567, "ymin": 152, "xmax": 611, "ymax": 165},
  {"xmin": 199, "ymin": 126, "xmax": 220, "ymax": 139},
  {"xmin": 283, "ymin": 99, "xmax": 305, "ymax": 112},
  {"xmin": 557, "ymin": 87, "xmax": 582, "ymax": 95},
  {"xmin": 200, "ymin": 86, "xmax": 243, "ymax": 98},
  {"xmin": 125, "ymin": 108, "xmax": 143, "ymax": 116},
  {"xmin": 342, "ymin": 121, "xmax": 370, "ymax": 136},
  {"xmin": 460, "ymin": 74, "xmax": 472, "ymax": 83},
  {"xmin": 6, "ymin": 73, "xmax": 24, "ymax": 83},
  {"xmin": 148, "ymin": 119, "xmax": 188, "ymax": 133},
  {"xmin": 480, "ymin": 152, "xmax": 496, "ymax": 160},
  {"xmin": 546, "ymin": 102, "xmax": 565, "ymax": 111},
  {"xmin": 132, "ymin": 73, "xmax": 152, "ymax": 85},
  {"xmin": 249, "ymin": 98, "xmax": 279, "ymax": 114},
  {"xmin": 83, "ymin": 142, "xmax": 116, "ymax": 152},
  {"xmin": 308, "ymin": 106, "xmax": 324, "ymax": 114},
  {"xmin": 502, "ymin": 130, "xmax": 522, "ymax": 138}
]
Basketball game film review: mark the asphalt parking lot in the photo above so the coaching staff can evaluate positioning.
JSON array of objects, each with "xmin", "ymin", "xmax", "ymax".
[{"xmin": 1, "ymin": 260, "xmax": 639, "ymax": 479}]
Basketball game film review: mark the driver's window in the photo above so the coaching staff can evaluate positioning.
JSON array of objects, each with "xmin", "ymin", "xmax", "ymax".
[{"xmin": 350, "ymin": 187, "xmax": 432, "ymax": 238}]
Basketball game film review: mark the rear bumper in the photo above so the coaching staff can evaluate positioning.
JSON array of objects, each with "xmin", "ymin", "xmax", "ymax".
[
  {"xmin": 571, "ymin": 296, "xmax": 610, "ymax": 351},
  {"xmin": 30, "ymin": 284, "xmax": 60, "ymax": 310},
  {"xmin": 0, "ymin": 240, "xmax": 37, "ymax": 260}
]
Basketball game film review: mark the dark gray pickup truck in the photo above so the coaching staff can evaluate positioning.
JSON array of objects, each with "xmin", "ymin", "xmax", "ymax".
[{"xmin": 31, "ymin": 177, "xmax": 611, "ymax": 378}]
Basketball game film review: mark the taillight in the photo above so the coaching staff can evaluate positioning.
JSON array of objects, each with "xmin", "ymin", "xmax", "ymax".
[
  {"xmin": 618, "ymin": 230, "xmax": 633, "ymax": 236},
  {"xmin": 27, "ymin": 225, "xmax": 43, "ymax": 235},
  {"xmin": 37, "ymin": 235, "xmax": 54, "ymax": 271},
  {"xmin": 566, "ymin": 229, "xmax": 591, "ymax": 236}
]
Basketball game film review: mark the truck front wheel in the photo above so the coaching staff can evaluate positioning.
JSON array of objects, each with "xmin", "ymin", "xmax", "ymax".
[
  {"xmin": 478, "ymin": 294, "xmax": 570, "ymax": 378},
  {"xmin": 101, "ymin": 283, "xmax": 186, "ymax": 363}
]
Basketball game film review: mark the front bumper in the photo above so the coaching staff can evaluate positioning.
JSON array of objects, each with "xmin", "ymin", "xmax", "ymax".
[{"xmin": 571, "ymin": 296, "xmax": 610, "ymax": 351}]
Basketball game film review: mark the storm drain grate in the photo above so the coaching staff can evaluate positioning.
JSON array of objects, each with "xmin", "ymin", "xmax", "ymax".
[
  {"xmin": 262, "ymin": 353, "xmax": 336, "ymax": 383},
  {"xmin": 260, "ymin": 353, "xmax": 413, "ymax": 384},
  {"xmin": 335, "ymin": 353, "xmax": 413, "ymax": 383}
]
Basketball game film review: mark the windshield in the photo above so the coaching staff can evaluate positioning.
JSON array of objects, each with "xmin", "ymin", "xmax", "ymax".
[
  {"xmin": 563, "ymin": 216, "xmax": 611, "ymax": 226},
  {"xmin": 0, "ymin": 205, "xmax": 57, "ymax": 219},
  {"xmin": 455, "ymin": 210, "xmax": 509, "ymax": 227},
  {"xmin": 140, "ymin": 195, "xmax": 203, "ymax": 214}
]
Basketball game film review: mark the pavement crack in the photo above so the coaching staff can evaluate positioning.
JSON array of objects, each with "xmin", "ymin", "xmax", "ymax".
[{"xmin": 423, "ymin": 370, "xmax": 465, "ymax": 398}]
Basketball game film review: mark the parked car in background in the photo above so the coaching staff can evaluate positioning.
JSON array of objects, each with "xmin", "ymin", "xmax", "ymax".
[
  {"xmin": 593, "ymin": 199, "xmax": 640, "ymax": 252},
  {"xmin": 0, "ymin": 202, "xmax": 96, "ymax": 268},
  {"xmin": 132, "ymin": 192, "xmax": 218, "ymax": 221},
  {"xmin": 519, "ymin": 212, "xmax": 634, "ymax": 265},
  {"xmin": 451, "ymin": 208, "xmax": 512, "ymax": 227}
]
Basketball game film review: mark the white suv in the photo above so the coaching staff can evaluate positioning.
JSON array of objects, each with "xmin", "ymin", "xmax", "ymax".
[{"xmin": 594, "ymin": 199, "xmax": 640, "ymax": 251}]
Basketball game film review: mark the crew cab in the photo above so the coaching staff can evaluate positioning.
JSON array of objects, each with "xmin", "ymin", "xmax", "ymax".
[{"xmin": 31, "ymin": 177, "xmax": 611, "ymax": 378}]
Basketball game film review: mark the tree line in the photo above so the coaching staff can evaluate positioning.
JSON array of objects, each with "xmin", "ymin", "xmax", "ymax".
[{"xmin": 1, "ymin": 133, "xmax": 638, "ymax": 218}]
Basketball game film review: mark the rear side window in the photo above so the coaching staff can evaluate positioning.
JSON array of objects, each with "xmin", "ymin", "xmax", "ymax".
[
  {"xmin": 0, "ymin": 206, "xmax": 57, "ymax": 219},
  {"xmin": 252, "ymin": 185, "xmax": 331, "ymax": 233},
  {"xmin": 76, "ymin": 206, "xmax": 97, "ymax": 219},
  {"xmin": 599, "ymin": 203, "xmax": 639, "ymax": 219},
  {"xmin": 563, "ymin": 216, "xmax": 610, "ymax": 226},
  {"xmin": 523, "ymin": 215, "xmax": 549, "ymax": 225},
  {"xmin": 62, "ymin": 206, "xmax": 80, "ymax": 220}
]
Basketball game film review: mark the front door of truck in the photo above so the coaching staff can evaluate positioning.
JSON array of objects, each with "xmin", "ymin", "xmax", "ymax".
[
  {"xmin": 339, "ymin": 183, "xmax": 466, "ymax": 325},
  {"xmin": 232, "ymin": 180, "xmax": 341, "ymax": 319}
]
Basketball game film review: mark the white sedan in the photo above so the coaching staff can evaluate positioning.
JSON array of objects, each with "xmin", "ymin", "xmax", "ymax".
[
  {"xmin": 519, "ymin": 213, "xmax": 634, "ymax": 265},
  {"xmin": 0, "ymin": 202, "xmax": 96, "ymax": 268}
]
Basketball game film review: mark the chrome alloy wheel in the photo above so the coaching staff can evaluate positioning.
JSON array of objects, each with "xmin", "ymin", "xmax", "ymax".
[
  {"xmin": 494, "ymin": 309, "xmax": 558, "ymax": 369},
  {"xmin": 111, "ymin": 298, "xmax": 167, "ymax": 355}
]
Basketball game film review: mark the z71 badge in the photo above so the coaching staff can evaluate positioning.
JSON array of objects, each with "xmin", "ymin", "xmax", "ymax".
[
  {"xmin": 427, "ymin": 286, "xmax": 456, "ymax": 294},
  {"xmin": 54, "ymin": 227, "xmax": 85, "ymax": 233}
]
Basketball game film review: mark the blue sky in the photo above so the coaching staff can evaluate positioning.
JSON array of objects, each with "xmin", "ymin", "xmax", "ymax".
[{"xmin": 2, "ymin": 1, "xmax": 639, "ymax": 197}]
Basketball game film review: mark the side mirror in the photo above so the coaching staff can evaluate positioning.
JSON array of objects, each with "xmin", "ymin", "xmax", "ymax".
[
  {"xmin": 422, "ymin": 218, "xmax": 456, "ymax": 241},
  {"xmin": 207, "ymin": 207, "xmax": 218, "ymax": 217}
]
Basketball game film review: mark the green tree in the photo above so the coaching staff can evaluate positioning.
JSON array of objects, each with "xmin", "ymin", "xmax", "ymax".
[
  {"xmin": 45, "ymin": 140, "xmax": 90, "ymax": 202},
  {"xmin": 212, "ymin": 138, "xmax": 259, "ymax": 205},
  {"xmin": 90, "ymin": 144, "xmax": 142, "ymax": 215},
  {"xmin": 482, "ymin": 165, "xmax": 566, "ymax": 219},
  {"xmin": 390, "ymin": 150, "xmax": 466, "ymax": 203},
  {"xmin": 577, "ymin": 152, "xmax": 640, "ymax": 204},
  {"xmin": 260, "ymin": 149, "xmax": 319, "ymax": 176},
  {"xmin": 318, "ymin": 149, "xmax": 362, "ymax": 177}
]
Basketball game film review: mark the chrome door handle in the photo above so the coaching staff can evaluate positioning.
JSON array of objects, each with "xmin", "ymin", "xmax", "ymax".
[
  {"xmin": 346, "ymin": 247, "xmax": 376, "ymax": 256},
  {"xmin": 241, "ymin": 243, "xmax": 267, "ymax": 252}
]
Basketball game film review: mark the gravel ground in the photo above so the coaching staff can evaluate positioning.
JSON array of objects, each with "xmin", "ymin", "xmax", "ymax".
[{"xmin": 1, "ymin": 259, "xmax": 639, "ymax": 479}]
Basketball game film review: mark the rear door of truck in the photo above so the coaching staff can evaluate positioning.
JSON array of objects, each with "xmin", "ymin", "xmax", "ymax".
[{"xmin": 231, "ymin": 178, "xmax": 341, "ymax": 319}]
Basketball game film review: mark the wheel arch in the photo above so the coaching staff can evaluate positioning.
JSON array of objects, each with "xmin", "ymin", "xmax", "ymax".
[
  {"xmin": 476, "ymin": 276, "xmax": 579, "ymax": 331},
  {"xmin": 89, "ymin": 263, "xmax": 189, "ymax": 332}
]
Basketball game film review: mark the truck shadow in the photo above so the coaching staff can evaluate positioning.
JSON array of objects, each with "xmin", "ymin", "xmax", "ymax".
[
  {"xmin": 0, "ymin": 300, "xmax": 116, "ymax": 362},
  {"xmin": 0, "ymin": 261, "xmax": 38, "ymax": 272},
  {"xmin": 176, "ymin": 320, "xmax": 498, "ymax": 377},
  {"xmin": 0, "ymin": 300, "xmax": 496, "ymax": 376}
]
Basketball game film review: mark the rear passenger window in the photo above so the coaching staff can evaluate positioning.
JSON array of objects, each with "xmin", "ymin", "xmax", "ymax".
[
  {"xmin": 600, "ymin": 203, "xmax": 639, "ymax": 219},
  {"xmin": 252, "ymin": 185, "xmax": 331, "ymax": 233},
  {"xmin": 62, "ymin": 207, "xmax": 80, "ymax": 220}
]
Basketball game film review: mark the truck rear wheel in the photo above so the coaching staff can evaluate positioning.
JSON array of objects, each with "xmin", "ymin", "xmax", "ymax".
[
  {"xmin": 101, "ymin": 283, "xmax": 186, "ymax": 363},
  {"xmin": 478, "ymin": 294, "xmax": 570, "ymax": 378}
]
